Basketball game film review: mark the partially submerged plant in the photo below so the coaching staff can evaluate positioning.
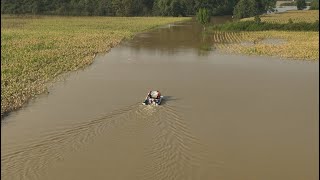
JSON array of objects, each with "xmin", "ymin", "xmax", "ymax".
[
  {"xmin": 196, "ymin": 8, "xmax": 210, "ymax": 30},
  {"xmin": 254, "ymin": 15, "xmax": 261, "ymax": 23}
]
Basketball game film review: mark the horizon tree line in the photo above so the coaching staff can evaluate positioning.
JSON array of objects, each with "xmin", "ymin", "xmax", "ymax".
[{"xmin": 1, "ymin": 0, "xmax": 276, "ymax": 18}]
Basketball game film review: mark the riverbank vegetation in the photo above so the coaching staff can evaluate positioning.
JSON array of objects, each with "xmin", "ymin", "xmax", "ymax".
[
  {"xmin": 1, "ymin": 16, "xmax": 190, "ymax": 115},
  {"xmin": 196, "ymin": 8, "xmax": 210, "ymax": 30},
  {"xmin": 209, "ymin": 10, "xmax": 319, "ymax": 60}
]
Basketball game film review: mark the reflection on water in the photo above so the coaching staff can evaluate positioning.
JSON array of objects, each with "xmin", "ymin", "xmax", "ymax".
[
  {"xmin": 122, "ymin": 21, "xmax": 204, "ymax": 54},
  {"xmin": 123, "ymin": 16, "xmax": 233, "ymax": 56}
]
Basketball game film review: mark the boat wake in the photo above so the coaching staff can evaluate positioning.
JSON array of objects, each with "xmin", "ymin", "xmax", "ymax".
[{"xmin": 2, "ymin": 100, "xmax": 218, "ymax": 180}]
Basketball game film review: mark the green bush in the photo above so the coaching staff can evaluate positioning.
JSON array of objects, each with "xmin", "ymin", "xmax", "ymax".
[
  {"xmin": 297, "ymin": 0, "xmax": 307, "ymax": 10},
  {"xmin": 196, "ymin": 8, "xmax": 210, "ymax": 30},
  {"xmin": 310, "ymin": 0, "xmax": 319, "ymax": 10},
  {"xmin": 233, "ymin": 0, "xmax": 257, "ymax": 19}
]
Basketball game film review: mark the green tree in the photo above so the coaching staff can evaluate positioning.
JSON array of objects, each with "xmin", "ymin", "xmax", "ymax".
[
  {"xmin": 255, "ymin": 0, "xmax": 276, "ymax": 14},
  {"xmin": 196, "ymin": 8, "xmax": 210, "ymax": 30},
  {"xmin": 170, "ymin": 0, "xmax": 187, "ymax": 16},
  {"xmin": 153, "ymin": 0, "xmax": 186, "ymax": 16},
  {"xmin": 31, "ymin": 0, "xmax": 41, "ymax": 14},
  {"xmin": 112, "ymin": 0, "xmax": 136, "ymax": 16},
  {"xmin": 233, "ymin": 0, "xmax": 257, "ymax": 19},
  {"xmin": 211, "ymin": 0, "xmax": 237, "ymax": 15},
  {"xmin": 85, "ymin": 0, "xmax": 95, "ymax": 16},
  {"xmin": 310, "ymin": 0, "xmax": 319, "ymax": 10},
  {"xmin": 152, "ymin": 0, "xmax": 170, "ymax": 16},
  {"xmin": 297, "ymin": 0, "xmax": 306, "ymax": 10},
  {"xmin": 1, "ymin": 0, "xmax": 259, "ymax": 16}
]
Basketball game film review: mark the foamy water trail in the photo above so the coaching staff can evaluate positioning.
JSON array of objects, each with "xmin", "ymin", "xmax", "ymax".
[{"xmin": 135, "ymin": 104, "xmax": 218, "ymax": 180}]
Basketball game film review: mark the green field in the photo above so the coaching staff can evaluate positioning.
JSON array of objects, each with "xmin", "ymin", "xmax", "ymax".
[{"xmin": 1, "ymin": 16, "xmax": 190, "ymax": 115}]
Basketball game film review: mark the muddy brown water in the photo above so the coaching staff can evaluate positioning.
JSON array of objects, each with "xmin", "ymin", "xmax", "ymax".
[{"xmin": 1, "ymin": 18, "xmax": 319, "ymax": 180}]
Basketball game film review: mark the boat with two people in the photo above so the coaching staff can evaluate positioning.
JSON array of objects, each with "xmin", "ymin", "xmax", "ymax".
[{"xmin": 143, "ymin": 90, "xmax": 163, "ymax": 106}]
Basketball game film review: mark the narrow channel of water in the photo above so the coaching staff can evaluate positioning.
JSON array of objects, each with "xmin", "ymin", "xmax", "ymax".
[{"xmin": 1, "ymin": 17, "xmax": 318, "ymax": 180}]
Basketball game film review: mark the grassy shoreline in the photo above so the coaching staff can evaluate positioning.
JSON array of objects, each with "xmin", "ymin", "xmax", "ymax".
[{"xmin": 1, "ymin": 16, "xmax": 191, "ymax": 116}]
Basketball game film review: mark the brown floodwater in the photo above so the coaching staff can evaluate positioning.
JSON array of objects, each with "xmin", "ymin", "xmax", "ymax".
[{"xmin": 1, "ymin": 18, "xmax": 319, "ymax": 180}]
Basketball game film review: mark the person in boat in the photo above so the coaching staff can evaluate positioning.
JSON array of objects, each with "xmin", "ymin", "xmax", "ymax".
[{"xmin": 146, "ymin": 90, "xmax": 161, "ymax": 104}]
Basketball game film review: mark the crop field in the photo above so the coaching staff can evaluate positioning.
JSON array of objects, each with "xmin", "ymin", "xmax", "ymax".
[
  {"xmin": 211, "ymin": 31, "xmax": 319, "ymax": 60},
  {"xmin": 242, "ymin": 10, "xmax": 319, "ymax": 23},
  {"xmin": 1, "ymin": 15, "xmax": 190, "ymax": 115},
  {"xmin": 211, "ymin": 10, "xmax": 319, "ymax": 59}
]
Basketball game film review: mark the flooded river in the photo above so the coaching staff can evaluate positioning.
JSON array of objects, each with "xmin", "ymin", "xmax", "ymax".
[{"xmin": 1, "ymin": 18, "xmax": 319, "ymax": 180}]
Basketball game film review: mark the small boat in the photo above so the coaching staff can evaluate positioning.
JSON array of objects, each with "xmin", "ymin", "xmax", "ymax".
[
  {"xmin": 142, "ymin": 91, "xmax": 163, "ymax": 106},
  {"xmin": 143, "ymin": 96, "xmax": 163, "ymax": 106}
]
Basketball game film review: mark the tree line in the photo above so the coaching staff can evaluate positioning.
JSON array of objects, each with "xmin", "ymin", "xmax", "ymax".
[{"xmin": 1, "ymin": 0, "xmax": 276, "ymax": 17}]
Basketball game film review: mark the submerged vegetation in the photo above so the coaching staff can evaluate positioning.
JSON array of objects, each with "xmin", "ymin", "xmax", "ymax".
[
  {"xmin": 196, "ymin": 8, "xmax": 210, "ymax": 30},
  {"xmin": 211, "ymin": 31, "xmax": 319, "ymax": 60},
  {"xmin": 209, "ymin": 10, "xmax": 319, "ymax": 60},
  {"xmin": 241, "ymin": 10, "xmax": 319, "ymax": 23},
  {"xmin": 1, "ymin": 16, "xmax": 190, "ymax": 115},
  {"xmin": 211, "ymin": 20, "xmax": 319, "ymax": 31}
]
